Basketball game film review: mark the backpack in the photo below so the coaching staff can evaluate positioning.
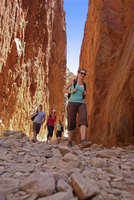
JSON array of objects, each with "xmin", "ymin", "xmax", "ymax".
[
  {"xmin": 61, "ymin": 125, "xmax": 64, "ymax": 132},
  {"xmin": 31, "ymin": 111, "xmax": 38, "ymax": 121},
  {"xmin": 67, "ymin": 79, "xmax": 86, "ymax": 99}
]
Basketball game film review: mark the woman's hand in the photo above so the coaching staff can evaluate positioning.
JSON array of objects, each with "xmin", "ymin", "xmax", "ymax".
[
  {"xmin": 63, "ymin": 76, "xmax": 77, "ymax": 93},
  {"xmin": 71, "ymin": 88, "xmax": 77, "ymax": 93}
]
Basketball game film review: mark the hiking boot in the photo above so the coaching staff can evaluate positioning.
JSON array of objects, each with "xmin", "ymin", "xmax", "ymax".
[
  {"xmin": 31, "ymin": 136, "xmax": 37, "ymax": 143},
  {"xmin": 79, "ymin": 139, "xmax": 91, "ymax": 148},
  {"xmin": 31, "ymin": 138, "xmax": 36, "ymax": 143},
  {"xmin": 67, "ymin": 141, "xmax": 73, "ymax": 148}
]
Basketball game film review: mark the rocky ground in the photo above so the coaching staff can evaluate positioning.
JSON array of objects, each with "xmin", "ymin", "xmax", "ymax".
[{"xmin": 0, "ymin": 131, "xmax": 134, "ymax": 200}]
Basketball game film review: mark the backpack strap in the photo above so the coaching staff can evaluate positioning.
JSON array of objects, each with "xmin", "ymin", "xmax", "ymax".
[
  {"xmin": 73, "ymin": 79, "xmax": 77, "ymax": 88},
  {"xmin": 83, "ymin": 82, "xmax": 86, "ymax": 91},
  {"xmin": 83, "ymin": 82, "xmax": 86, "ymax": 99},
  {"xmin": 48, "ymin": 114, "xmax": 56, "ymax": 120},
  {"xmin": 73, "ymin": 79, "xmax": 86, "ymax": 90},
  {"xmin": 68, "ymin": 79, "xmax": 86, "ymax": 99}
]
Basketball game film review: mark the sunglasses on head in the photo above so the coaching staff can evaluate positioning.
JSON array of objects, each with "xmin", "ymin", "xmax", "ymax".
[{"xmin": 79, "ymin": 72, "xmax": 86, "ymax": 76}]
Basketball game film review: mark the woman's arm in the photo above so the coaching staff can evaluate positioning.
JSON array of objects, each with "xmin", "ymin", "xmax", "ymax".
[{"xmin": 63, "ymin": 76, "xmax": 77, "ymax": 94}]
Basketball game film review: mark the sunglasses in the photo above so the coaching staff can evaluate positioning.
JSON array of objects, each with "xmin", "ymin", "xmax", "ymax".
[{"xmin": 79, "ymin": 72, "xmax": 86, "ymax": 76}]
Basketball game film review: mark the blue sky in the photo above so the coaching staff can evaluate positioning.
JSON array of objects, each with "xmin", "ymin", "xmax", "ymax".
[{"xmin": 64, "ymin": 0, "xmax": 89, "ymax": 74}]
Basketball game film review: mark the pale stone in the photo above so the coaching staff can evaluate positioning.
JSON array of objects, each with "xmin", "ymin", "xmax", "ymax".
[
  {"xmin": 113, "ymin": 177, "xmax": 123, "ymax": 182},
  {"xmin": 121, "ymin": 190, "xmax": 134, "ymax": 199},
  {"xmin": 82, "ymin": 169, "xmax": 98, "ymax": 180},
  {"xmin": 37, "ymin": 191, "xmax": 73, "ymax": 200},
  {"xmin": 0, "ymin": 166, "xmax": 4, "ymax": 175},
  {"xmin": 103, "ymin": 166, "xmax": 122, "ymax": 176},
  {"xmin": 110, "ymin": 182, "xmax": 127, "ymax": 190},
  {"xmin": 0, "ymin": 152, "xmax": 12, "ymax": 161},
  {"xmin": 57, "ymin": 179, "xmax": 72, "ymax": 192},
  {"xmin": 8, "ymin": 139, "xmax": 21, "ymax": 149},
  {"xmin": 0, "ymin": 177, "xmax": 20, "ymax": 193},
  {"xmin": 93, "ymin": 190, "xmax": 109, "ymax": 200},
  {"xmin": 58, "ymin": 145, "xmax": 71, "ymax": 156},
  {"xmin": 96, "ymin": 150, "xmax": 118, "ymax": 158},
  {"xmin": 97, "ymin": 180, "xmax": 110, "ymax": 189},
  {"xmin": 71, "ymin": 173, "xmax": 100, "ymax": 200},
  {"xmin": 56, "ymin": 153, "xmax": 81, "ymax": 170},
  {"xmin": 91, "ymin": 157, "xmax": 108, "ymax": 168},
  {"xmin": 14, "ymin": 172, "xmax": 23, "ymax": 177},
  {"xmin": 108, "ymin": 194, "xmax": 119, "ymax": 200},
  {"xmin": 107, "ymin": 188, "xmax": 122, "ymax": 196},
  {"xmin": 91, "ymin": 144, "xmax": 99, "ymax": 148},
  {"xmin": 20, "ymin": 174, "xmax": 55, "ymax": 196},
  {"xmin": 8, "ymin": 163, "xmax": 34, "ymax": 173},
  {"xmin": 97, "ymin": 169, "xmax": 111, "ymax": 181},
  {"xmin": 52, "ymin": 149, "xmax": 62, "ymax": 158},
  {"xmin": 20, "ymin": 193, "xmax": 38, "ymax": 200},
  {"xmin": 62, "ymin": 153, "xmax": 80, "ymax": 163},
  {"xmin": 121, "ymin": 164, "xmax": 131, "ymax": 171},
  {"xmin": 68, "ymin": 168, "xmax": 82, "ymax": 176},
  {"xmin": 47, "ymin": 156, "xmax": 61, "ymax": 166},
  {"xmin": 0, "ymin": 192, "xmax": 7, "ymax": 200},
  {"xmin": 0, "ymin": 141, "xmax": 10, "ymax": 148}
]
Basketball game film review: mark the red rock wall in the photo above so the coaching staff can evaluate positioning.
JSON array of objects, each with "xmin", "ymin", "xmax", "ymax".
[
  {"xmin": 0, "ymin": 0, "xmax": 66, "ymax": 139},
  {"xmin": 79, "ymin": 0, "xmax": 134, "ymax": 146}
]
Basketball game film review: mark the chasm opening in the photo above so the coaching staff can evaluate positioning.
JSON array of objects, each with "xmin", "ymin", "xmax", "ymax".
[{"xmin": 64, "ymin": 0, "xmax": 88, "ymax": 75}]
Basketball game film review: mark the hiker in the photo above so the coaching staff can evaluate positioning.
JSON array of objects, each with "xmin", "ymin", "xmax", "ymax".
[
  {"xmin": 31, "ymin": 104, "xmax": 46, "ymax": 142},
  {"xmin": 46, "ymin": 109, "xmax": 56, "ymax": 144},
  {"xmin": 56, "ymin": 120, "xmax": 64, "ymax": 144},
  {"xmin": 63, "ymin": 68, "xmax": 88, "ymax": 147}
]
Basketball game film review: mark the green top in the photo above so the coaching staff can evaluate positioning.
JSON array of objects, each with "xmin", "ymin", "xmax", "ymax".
[
  {"xmin": 69, "ymin": 84, "xmax": 85, "ymax": 103},
  {"xmin": 57, "ymin": 123, "xmax": 62, "ymax": 131}
]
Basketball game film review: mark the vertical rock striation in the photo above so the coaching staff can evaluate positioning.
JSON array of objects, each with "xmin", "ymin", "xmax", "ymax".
[
  {"xmin": 0, "ymin": 0, "xmax": 66, "ymax": 139},
  {"xmin": 79, "ymin": 0, "xmax": 134, "ymax": 146}
]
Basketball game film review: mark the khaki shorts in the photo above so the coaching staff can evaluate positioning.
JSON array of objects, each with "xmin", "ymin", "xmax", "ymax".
[
  {"xmin": 67, "ymin": 102, "xmax": 88, "ymax": 131},
  {"xmin": 33, "ymin": 122, "xmax": 41, "ymax": 134}
]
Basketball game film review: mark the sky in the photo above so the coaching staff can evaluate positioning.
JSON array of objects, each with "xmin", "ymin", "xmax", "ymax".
[{"xmin": 64, "ymin": 0, "xmax": 89, "ymax": 75}]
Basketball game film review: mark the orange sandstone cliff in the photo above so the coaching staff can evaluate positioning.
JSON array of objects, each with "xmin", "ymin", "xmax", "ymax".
[
  {"xmin": 0, "ymin": 0, "xmax": 66, "ymax": 139},
  {"xmin": 79, "ymin": 0, "xmax": 134, "ymax": 146}
]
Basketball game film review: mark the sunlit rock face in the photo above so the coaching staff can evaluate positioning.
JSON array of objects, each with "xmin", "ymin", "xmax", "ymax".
[
  {"xmin": 0, "ymin": 0, "xmax": 66, "ymax": 139},
  {"xmin": 78, "ymin": 0, "xmax": 134, "ymax": 147}
]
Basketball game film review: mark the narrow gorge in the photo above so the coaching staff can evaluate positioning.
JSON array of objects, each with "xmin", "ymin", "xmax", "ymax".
[
  {"xmin": 0, "ymin": 0, "xmax": 134, "ymax": 200},
  {"xmin": 0, "ymin": 0, "xmax": 134, "ymax": 145}
]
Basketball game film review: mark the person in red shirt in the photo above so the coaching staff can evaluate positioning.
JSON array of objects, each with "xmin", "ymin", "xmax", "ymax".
[{"xmin": 46, "ymin": 109, "xmax": 56, "ymax": 143}]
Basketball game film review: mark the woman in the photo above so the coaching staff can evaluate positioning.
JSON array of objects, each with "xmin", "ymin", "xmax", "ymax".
[
  {"xmin": 46, "ymin": 109, "xmax": 56, "ymax": 144},
  {"xmin": 64, "ymin": 68, "xmax": 88, "ymax": 147}
]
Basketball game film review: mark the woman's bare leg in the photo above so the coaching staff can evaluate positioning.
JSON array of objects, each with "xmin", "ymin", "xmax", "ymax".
[
  {"xmin": 80, "ymin": 125, "xmax": 86, "ymax": 140},
  {"xmin": 68, "ymin": 130, "xmax": 74, "ymax": 141}
]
